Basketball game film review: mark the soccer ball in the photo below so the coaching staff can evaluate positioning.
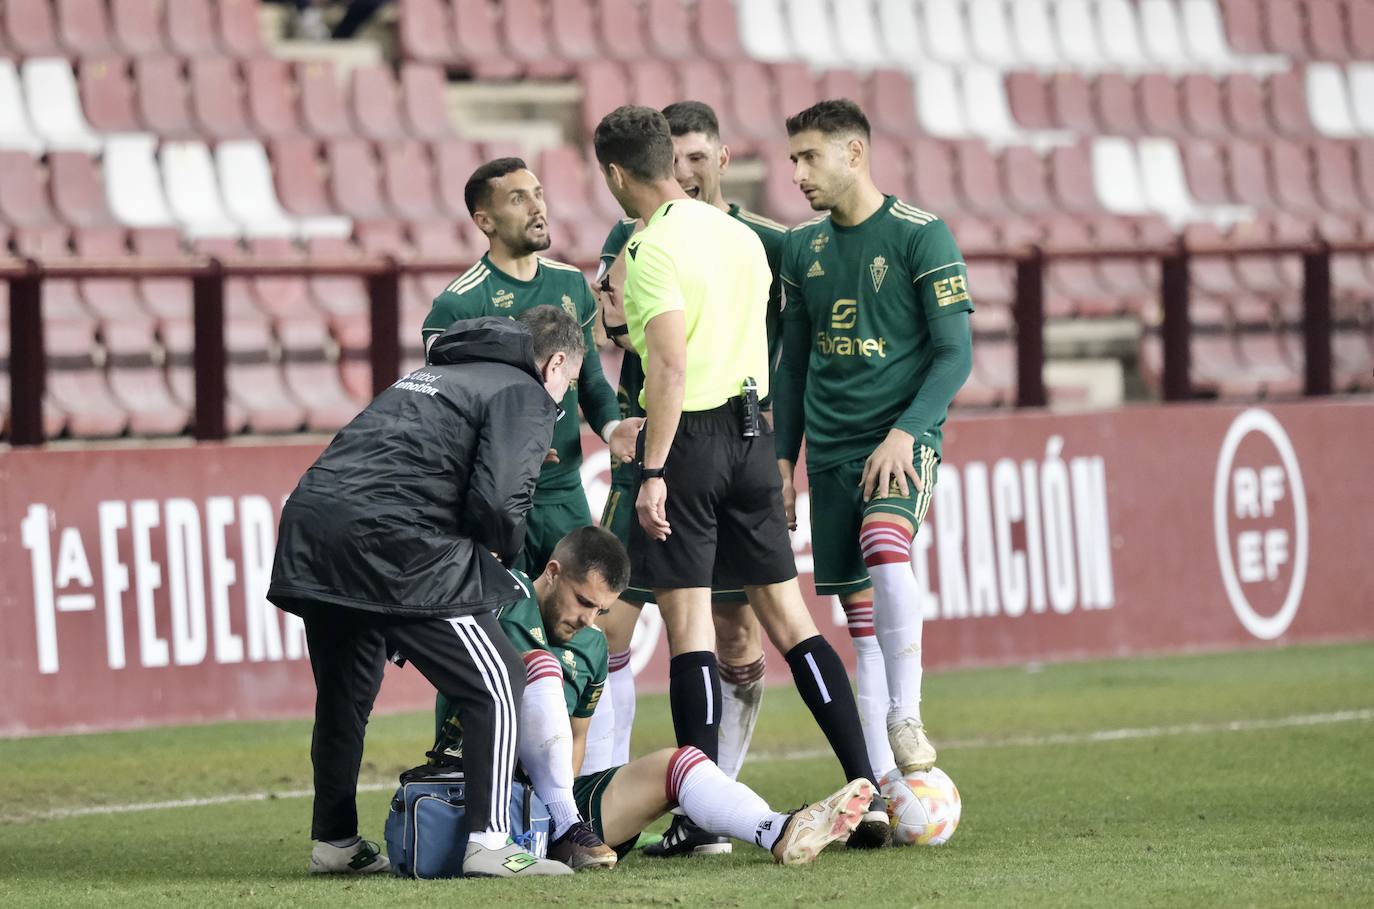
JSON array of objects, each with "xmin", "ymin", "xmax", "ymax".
[{"xmin": 885, "ymin": 767, "xmax": 961, "ymax": 846}]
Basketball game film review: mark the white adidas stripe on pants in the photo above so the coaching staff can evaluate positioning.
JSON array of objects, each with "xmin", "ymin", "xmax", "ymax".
[{"xmin": 449, "ymin": 615, "xmax": 518, "ymax": 834}]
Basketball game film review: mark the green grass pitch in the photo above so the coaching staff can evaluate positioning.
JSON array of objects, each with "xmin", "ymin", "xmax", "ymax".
[{"xmin": 2, "ymin": 642, "xmax": 1372, "ymax": 907}]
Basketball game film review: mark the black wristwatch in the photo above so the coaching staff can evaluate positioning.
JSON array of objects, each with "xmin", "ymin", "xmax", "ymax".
[{"xmin": 641, "ymin": 466, "xmax": 666, "ymax": 480}]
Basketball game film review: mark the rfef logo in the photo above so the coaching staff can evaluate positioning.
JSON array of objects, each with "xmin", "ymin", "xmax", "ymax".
[{"xmin": 1213, "ymin": 409, "xmax": 1309, "ymax": 640}]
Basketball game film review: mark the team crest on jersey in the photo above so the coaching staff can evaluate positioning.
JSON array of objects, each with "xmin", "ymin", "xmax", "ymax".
[
  {"xmin": 806, "ymin": 260, "xmax": 826, "ymax": 279},
  {"xmin": 870, "ymin": 256, "xmax": 889, "ymax": 292},
  {"xmin": 492, "ymin": 288, "xmax": 515, "ymax": 309},
  {"xmin": 561, "ymin": 650, "xmax": 577, "ymax": 676},
  {"xmin": 810, "ymin": 234, "xmax": 829, "ymax": 254},
  {"xmin": 530, "ymin": 627, "xmax": 545, "ymax": 645},
  {"xmin": 561, "ymin": 294, "xmax": 576, "ymax": 317}
]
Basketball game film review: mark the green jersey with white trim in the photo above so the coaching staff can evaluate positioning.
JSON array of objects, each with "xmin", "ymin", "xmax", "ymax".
[
  {"xmin": 775, "ymin": 196, "xmax": 974, "ymax": 471},
  {"xmin": 422, "ymin": 255, "xmax": 619, "ymax": 503}
]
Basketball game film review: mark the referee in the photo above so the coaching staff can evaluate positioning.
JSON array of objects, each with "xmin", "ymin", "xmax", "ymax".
[{"xmin": 592, "ymin": 106, "xmax": 890, "ymax": 849}]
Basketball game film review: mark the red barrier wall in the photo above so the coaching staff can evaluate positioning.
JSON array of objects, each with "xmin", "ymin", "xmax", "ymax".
[{"xmin": 3, "ymin": 401, "xmax": 1371, "ymax": 736}]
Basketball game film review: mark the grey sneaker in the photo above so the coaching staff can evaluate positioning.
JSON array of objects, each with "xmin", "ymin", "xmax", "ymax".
[
  {"xmin": 462, "ymin": 839, "xmax": 573, "ymax": 877},
  {"xmin": 889, "ymin": 719, "xmax": 937, "ymax": 773},
  {"xmin": 771, "ymin": 778, "xmax": 874, "ymax": 866},
  {"xmin": 308, "ymin": 838, "xmax": 390, "ymax": 874}
]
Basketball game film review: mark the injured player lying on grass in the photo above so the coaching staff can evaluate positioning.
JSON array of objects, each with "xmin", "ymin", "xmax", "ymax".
[{"xmin": 433, "ymin": 527, "xmax": 874, "ymax": 870}]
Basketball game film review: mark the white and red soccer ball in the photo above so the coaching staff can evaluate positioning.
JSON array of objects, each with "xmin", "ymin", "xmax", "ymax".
[{"xmin": 885, "ymin": 767, "xmax": 962, "ymax": 846}]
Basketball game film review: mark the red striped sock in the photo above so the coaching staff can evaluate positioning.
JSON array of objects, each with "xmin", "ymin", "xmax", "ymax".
[
  {"xmin": 842, "ymin": 598, "xmax": 875, "ymax": 638},
  {"xmin": 860, "ymin": 521, "xmax": 913, "ymax": 567},
  {"xmin": 522, "ymin": 649, "xmax": 563, "ymax": 685}
]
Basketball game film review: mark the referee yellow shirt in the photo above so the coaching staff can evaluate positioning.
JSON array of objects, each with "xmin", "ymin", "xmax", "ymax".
[{"xmin": 623, "ymin": 199, "xmax": 773, "ymax": 411}]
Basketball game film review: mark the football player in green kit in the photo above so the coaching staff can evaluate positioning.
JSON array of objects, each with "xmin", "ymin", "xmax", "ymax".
[
  {"xmin": 423, "ymin": 158, "xmax": 644, "ymax": 576},
  {"xmin": 588, "ymin": 101, "xmax": 790, "ymax": 857},
  {"xmin": 774, "ymin": 100, "xmax": 974, "ymax": 802}
]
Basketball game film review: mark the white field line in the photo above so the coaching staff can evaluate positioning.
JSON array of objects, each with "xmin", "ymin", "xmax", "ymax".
[{"xmin": 5, "ymin": 708, "xmax": 1370, "ymax": 826}]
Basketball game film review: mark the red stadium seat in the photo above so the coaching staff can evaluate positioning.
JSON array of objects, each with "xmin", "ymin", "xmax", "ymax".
[
  {"xmin": 104, "ymin": 314, "xmax": 189, "ymax": 436},
  {"xmin": 1138, "ymin": 74, "xmax": 1187, "ymax": 137},
  {"xmin": 57, "ymin": 0, "xmax": 116, "ymax": 57},
  {"xmin": 431, "ymin": 138, "xmax": 483, "ymax": 219},
  {"xmin": 1236, "ymin": 330, "xmax": 1303, "ymax": 396},
  {"xmin": 763, "ymin": 158, "xmax": 813, "ymax": 226},
  {"xmin": 451, "ymin": 0, "xmax": 521, "ymax": 79},
  {"xmin": 47, "ymin": 325, "xmax": 130, "ymax": 438},
  {"xmin": 694, "ymin": 0, "xmax": 746, "ymax": 61},
  {"xmin": 243, "ymin": 236, "xmax": 312, "ymax": 326},
  {"xmin": 243, "ymin": 58, "xmax": 300, "ymax": 139},
  {"xmin": 549, "ymin": 0, "xmax": 601, "ymax": 63},
  {"xmin": 1311, "ymin": 139, "xmax": 1365, "ymax": 213},
  {"xmin": 2, "ymin": 0, "xmax": 61, "ymax": 57},
  {"xmin": 78, "ymin": 57, "xmax": 140, "ymax": 133},
  {"xmin": 1180, "ymin": 140, "xmax": 1233, "ymax": 205},
  {"xmin": 501, "ymin": 0, "xmax": 571, "ymax": 79},
  {"xmin": 1180, "ymin": 75, "xmax": 1230, "ymax": 139},
  {"xmin": 1356, "ymin": 140, "xmax": 1374, "ymax": 209},
  {"xmin": 967, "ymin": 338, "xmax": 1015, "ymax": 406},
  {"xmin": 167, "ymin": 0, "xmax": 219, "ymax": 57},
  {"xmin": 1268, "ymin": 139, "xmax": 1321, "ymax": 212},
  {"xmin": 672, "ymin": 60, "xmax": 732, "ymax": 134},
  {"xmin": 1260, "ymin": 0, "xmax": 1308, "ymax": 57},
  {"xmin": 868, "ymin": 136, "xmax": 910, "ymax": 200},
  {"xmin": 400, "ymin": 64, "xmax": 455, "ymax": 140},
  {"xmin": 725, "ymin": 60, "xmax": 781, "ymax": 143},
  {"xmin": 349, "ymin": 65, "xmax": 406, "ymax": 142},
  {"xmin": 1227, "ymin": 217, "xmax": 1289, "ymax": 300},
  {"xmin": 1091, "ymin": 217, "xmax": 1155, "ymax": 307},
  {"xmin": 11, "ymin": 225, "xmax": 72, "ymax": 257},
  {"xmin": 381, "ymin": 140, "xmax": 440, "ymax": 220},
  {"xmin": 1005, "ymin": 72, "xmax": 1053, "ymax": 131},
  {"xmin": 408, "ymin": 219, "xmax": 472, "ymax": 258},
  {"xmin": 110, "ymin": 0, "xmax": 166, "ymax": 56},
  {"xmin": 1094, "ymin": 73, "xmax": 1142, "ymax": 136},
  {"xmin": 1049, "ymin": 73, "xmax": 1096, "ymax": 134},
  {"xmin": 1351, "ymin": 0, "xmax": 1374, "ymax": 58},
  {"xmin": 0, "ymin": 151, "xmax": 57, "ymax": 228},
  {"xmin": 133, "ymin": 56, "xmax": 194, "ymax": 139},
  {"xmin": 630, "ymin": 59, "xmax": 680, "ymax": 111},
  {"xmin": 1042, "ymin": 218, "xmax": 1117, "ymax": 317},
  {"xmin": 397, "ymin": 0, "xmax": 456, "ymax": 65},
  {"xmin": 578, "ymin": 61, "xmax": 632, "ymax": 136},
  {"xmin": 296, "ymin": 60, "xmax": 353, "ymax": 139},
  {"xmin": 1048, "ymin": 143, "xmax": 1101, "ymax": 213},
  {"xmin": 189, "ymin": 57, "xmax": 251, "ymax": 142},
  {"xmin": 910, "ymin": 140, "xmax": 962, "ymax": 215},
  {"xmin": 48, "ymin": 151, "xmax": 116, "ymax": 228},
  {"xmin": 954, "ymin": 140, "xmax": 1005, "ymax": 217},
  {"xmin": 326, "ymin": 139, "xmax": 388, "ymax": 221},
  {"xmin": 269, "ymin": 137, "xmax": 337, "ymax": 219},
  {"xmin": 646, "ymin": 0, "xmax": 696, "ymax": 60},
  {"xmin": 1305, "ymin": 0, "xmax": 1350, "ymax": 59},
  {"xmin": 1218, "ymin": 0, "xmax": 1267, "ymax": 55},
  {"xmin": 598, "ymin": 0, "xmax": 648, "ymax": 62},
  {"xmin": 1225, "ymin": 139, "xmax": 1275, "ymax": 207},
  {"xmin": 820, "ymin": 69, "xmax": 866, "ymax": 107},
  {"xmin": 218, "ymin": 0, "xmax": 268, "ymax": 58},
  {"xmin": 280, "ymin": 316, "xmax": 361, "ymax": 431},
  {"xmin": 1334, "ymin": 328, "xmax": 1374, "ymax": 391},
  {"xmin": 867, "ymin": 69, "xmax": 920, "ymax": 139},
  {"xmin": 1266, "ymin": 70, "xmax": 1314, "ymax": 136},
  {"xmin": 772, "ymin": 62, "xmax": 820, "ymax": 126},
  {"xmin": 1001, "ymin": 146, "xmax": 1053, "ymax": 215},
  {"xmin": 1222, "ymin": 73, "xmax": 1269, "ymax": 138}
]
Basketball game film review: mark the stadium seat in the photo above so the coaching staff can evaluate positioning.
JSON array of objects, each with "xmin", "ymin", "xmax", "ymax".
[
  {"xmin": 349, "ymin": 65, "xmax": 406, "ymax": 142},
  {"xmin": 271, "ymin": 137, "xmax": 338, "ymax": 221},
  {"xmin": 819, "ymin": 69, "xmax": 864, "ymax": 108},
  {"xmin": 1305, "ymin": 63, "xmax": 1359, "ymax": 137},
  {"xmin": 279, "ymin": 316, "xmax": 362, "ymax": 431},
  {"xmin": 963, "ymin": 66, "xmax": 1020, "ymax": 142},
  {"xmin": 23, "ymin": 59, "xmax": 102, "ymax": 152},
  {"xmin": 102, "ymin": 312, "xmax": 189, "ymax": 436},
  {"xmin": 1139, "ymin": 0, "xmax": 1191, "ymax": 67},
  {"xmin": 578, "ymin": 61, "xmax": 631, "ymax": 136},
  {"xmin": 645, "ymin": 0, "xmax": 695, "ymax": 60},
  {"xmin": 724, "ymin": 60, "xmax": 779, "ymax": 143},
  {"xmin": 1352, "ymin": 0, "xmax": 1374, "ymax": 59},
  {"xmin": 599, "ymin": 0, "xmax": 651, "ymax": 62},
  {"xmin": 1222, "ymin": 74, "xmax": 1270, "ymax": 139},
  {"xmin": 1092, "ymin": 139, "xmax": 1150, "ymax": 216},
  {"xmin": 955, "ymin": 140, "xmax": 1006, "ymax": 217},
  {"xmin": 218, "ymin": 0, "xmax": 267, "ymax": 58},
  {"xmin": 1043, "ymin": 218, "xmax": 1115, "ymax": 317},
  {"xmin": 103, "ymin": 133, "xmax": 176, "ymax": 228},
  {"xmin": 166, "ymin": 0, "xmax": 219, "ymax": 57},
  {"xmin": 0, "ymin": 151, "xmax": 58, "ymax": 229},
  {"xmin": 1235, "ymin": 329, "xmax": 1303, "ymax": 396},
  {"xmin": 1356, "ymin": 140, "xmax": 1374, "ymax": 209},
  {"xmin": 1260, "ymin": 0, "xmax": 1308, "ymax": 57},
  {"xmin": 2, "ymin": 0, "xmax": 62, "ymax": 57},
  {"xmin": 325, "ymin": 139, "xmax": 388, "ymax": 221},
  {"xmin": 784, "ymin": 0, "xmax": 843, "ymax": 68},
  {"xmin": 48, "ymin": 151, "xmax": 116, "ymax": 228},
  {"xmin": 916, "ymin": 0, "xmax": 969, "ymax": 66},
  {"xmin": 772, "ymin": 62, "xmax": 818, "ymax": 127},
  {"xmin": 916, "ymin": 65, "xmax": 969, "ymax": 139},
  {"xmin": 400, "ymin": 64, "xmax": 454, "ymax": 140},
  {"xmin": 56, "ymin": 0, "xmax": 116, "ymax": 56},
  {"xmin": 1333, "ymin": 328, "xmax": 1374, "ymax": 391},
  {"xmin": 548, "ymin": 0, "xmax": 600, "ymax": 63},
  {"xmin": 189, "ymin": 58, "xmax": 251, "ymax": 142},
  {"xmin": 241, "ymin": 236, "xmax": 311, "ymax": 325},
  {"xmin": 1095, "ymin": 73, "xmax": 1142, "ymax": 137},
  {"xmin": 243, "ymin": 58, "xmax": 301, "ymax": 139},
  {"xmin": 110, "ymin": 0, "xmax": 167, "ymax": 56},
  {"xmin": 1092, "ymin": 217, "xmax": 1156, "ymax": 306},
  {"xmin": 380, "ymin": 140, "xmax": 440, "ymax": 221},
  {"xmin": 1186, "ymin": 221, "xmax": 1247, "ymax": 298},
  {"xmin": 1054, "ymin": 0, "xmax": 1108, "ymax": 69},
  {"xmin": 216, "ymin": 140, "xmax": 302, "ymax": 237},
  {"xmin": 500, "ymin": 0, "xmax": 569, "ymax": 79},
  {"xmin": 451, "ymin": 0, "xmax": 521, "ymax": 78},
  {"xmin": 868, "ymin": 136, "xmax": 910, "ymax": 201},
  {"xmin": 629, "ymin": 59, "xmax": 679, "ymax": 111},
  {"xmin": 11, "ymin": 223, "xmax": 72, "ymax": 258},
  {"xmin": 1180, "ymin": 139, "xmax": 1233, "ymax": 206},
  {"xmin": 1225, "ymin": 139, "xmax": 1275, "ymax": 208},
  {"xmin": 1310, "ymin": 139, "xmax": 1366, "ymax": 214},
  {"xmin": 396, "ymin": 0, "xmax": 456, "ymax": 65},
  {"xmin": 1138, "ymin": 74, "xmax": 1185, "ymax": 137},
  {"xmin": 1005, "ymin": 72, "xmax": 1054, "ymax": 131},
  {"xmin": 693, "ymin": 0, "xmax": 745, "ymax": 61},
  {"xmin": 1001, "ymin": 146, "xmax": 1053, "ymax": 215},
  {"xmin": 966, "ymin": 0, "xmax": 1015, "ymax": 64},
  {"xmin": 1217, "ymin": 0, "xmax": 1267, "ymax": 55},
  {"xmin": 1097, "ymin": 0, "xmax": 1149, "ymax": 67},
  {"xmin": 1050, "ymin": 73, "xmax": 1096, "ymax": 134},
  {"xmin": 737, "ymin": 0, "xmax": 791, "ymax": 62},
  {"xmin": 762, "ymin": 158, "xmax": 813, "ymax": 226},
  {"xmin": 835, "ymin": 0, "xmax": 887, "ymax": 67},
  {"xmin": 911, "ymin": 140, "xmax": 963, "ymax": 215},
  {"xmin": 1267, "ymin": 69, "xmax": 1314, "ymax": 137},
  {"xmin": 0, "ymin": 61, "xmax": 43, "ymax": 153},
  {"xmin": 1304, "ymin": 0, "xmax": 1349, "ymax": 59},
  {"xmin": 77, "ymin": 57, "xmax": 140, "ymax": 134},
  {"xmin": 1227, "ymin": 217, "xmax": 1289, "ymax": 299},
  {"xmin": 431, "ymin": 138, "xmax": 482, "ymax": 219},
  {"xmin": 46, "ymin": 321, "xmax": 131, "ymax": 438},
  {"xmin": 222, "ymin": 318, "xmax": 307, "ymax": 433},
  {"xmin": 296, "ymin": 60, "xmax": 353, "ymax": 139},
  {"xmin": 672, "ymin": 60, "xmax": 732, "ymax": 134},
  {"xmin": 1346, "ymin": 64, "xmax": 1374, "ymax": 135},
  {"xmin": 133, "ymin": 56, "xmax": 195, "ymax": 139},
  {"xmin": 1049, "ymin": 142, "xmax": 1102, "ymax": 213},
  {"xmin": 1268, "ymin": 139, "xmax": 1320, "ymax": 213},
  {"xmin": 1138, "ymin": 137, "xmax": 1210, "ymax": 224},
  {"xmin": 1011, "ymin": 0, "xmax": 1061, "ymax": 68},
  {"xmin": 162, "ymin": 141, "xmax": 240, "ymax": 238},
  {"xmin": 866, "ymin": 69, "xmax": 920, "ymax": 139}
]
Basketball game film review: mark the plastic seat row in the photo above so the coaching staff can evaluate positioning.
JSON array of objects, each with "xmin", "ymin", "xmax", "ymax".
[
  {"xmin": 1219, "ymin": 0, "xmax": 1374, "ymax": 62},
  {"xmin": 399, "ymin": 0, "xmax": 745, "ymax": 72},
  {"xmin": 0, "ymin": 0, "xmax": 266, "ymax": 61}
]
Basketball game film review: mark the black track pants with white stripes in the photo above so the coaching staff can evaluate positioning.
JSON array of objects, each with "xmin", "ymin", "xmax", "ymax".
[{"xmin": 297, "ymin": 603, "xmax": 526, "ymax": 842}]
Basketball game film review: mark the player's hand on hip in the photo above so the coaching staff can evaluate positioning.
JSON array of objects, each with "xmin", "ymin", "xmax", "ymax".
[
  {"xmin": 860, "ymin": 428, "xmax": 919, "ymax": 502},
  {"xmin": 543, "ymin": 448, "xmax": 560, "ymax": 464},
  {"xmin": 636, "ymin": 477, "xmax": 671, "ymax": 541},
  {"xmin": 609, "ymin": 417, "xmax": 645, "ymax": 464}
]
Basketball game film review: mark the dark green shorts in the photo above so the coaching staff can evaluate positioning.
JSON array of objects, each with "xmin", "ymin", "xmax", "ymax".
[
  {"xmin": 808, "ymin": 444, "xmax": 939, "ymax": 598},
  {"xmin": 600, "ymin": 480, "xmax": 748, "ymax": 605},
  {"xmin": 572, "ymin": 765, "xmax": 639, "ymax": 859},
  {"xmin": 515, "ymin": 494, "xmax": 594, "ymax": 576}
]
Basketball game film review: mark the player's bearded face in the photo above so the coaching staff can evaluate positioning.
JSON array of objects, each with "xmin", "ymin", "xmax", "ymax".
[
  {"xmin": 542, "ymin": 565, "xmax": 614, "ymax": 644},
  {"xmin": 789, "ymin": 131, "xmax": 856, "ymax": 212},
  {"xmin": 671, "ymin": 132, "xmax": 725, "ymax": 205},
  {"xmin": 483, "ymin": 170, "xmax": 552, "ymax": 255}
]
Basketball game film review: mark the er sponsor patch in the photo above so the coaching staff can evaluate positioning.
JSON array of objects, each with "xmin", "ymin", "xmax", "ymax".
[{"xmin": 933, "ymin": 274, "xmax": 969, "ymax": 306}]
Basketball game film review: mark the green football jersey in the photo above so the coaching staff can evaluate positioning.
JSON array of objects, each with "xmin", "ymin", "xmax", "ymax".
[
  {"xmin": 433, "ymin": 570, "xmax": 608, "ymax": 757},
  {"xmin": 598, "ymin": 205, "xmax": 787, "ymax": 485},
  {"xmin": 422, "ymin": 255, "xmax": 620, "ymax": 504},
  {"xmin": 776, "ymin": 196, "xmax": 974, "ymax": 472}
]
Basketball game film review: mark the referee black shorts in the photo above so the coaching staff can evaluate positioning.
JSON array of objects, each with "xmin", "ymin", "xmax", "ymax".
[{"xmin": 628, "ymin": 400, "xmax": 798, "ymax": 592}]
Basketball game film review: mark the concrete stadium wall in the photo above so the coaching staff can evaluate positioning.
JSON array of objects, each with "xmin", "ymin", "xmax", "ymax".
[{"xmin": 2, "ymin": 400, "xmax": 1371, "ymax": 736}]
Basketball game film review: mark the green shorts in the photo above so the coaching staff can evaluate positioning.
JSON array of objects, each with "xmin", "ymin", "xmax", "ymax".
[
  {"xmin": 514, "ymin": 494, "xmax": 594, "ymax": 576},
  {"xmin": 808, "ymin": 444, "xmax": 939, "ymax": 598},
  {"xmin": 572, "ymin": 765, "xmax": 639, "ymax": 859},
  {"xmin": 600, "ymin": 480, "xmax": 748, "ymax": 605}
]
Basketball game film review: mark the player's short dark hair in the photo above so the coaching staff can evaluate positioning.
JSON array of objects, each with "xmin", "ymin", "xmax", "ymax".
[
  {"xmin": 551, "ymin": 526, "xmax": 631, "ymax": 592},
  {"xmin": 662, "ymin": 100, "xmax": 721, "ymax": 141},
  {"xmin": 785, "ymin": 98, "xmax": 872, "ymax": 141},
  {"xmin": 593, "ymin": 105, "xmax": 674, "ymax": 182},
  {"xmin": 517, "ymin": 305, "xmax": 585, "ymax": 365},
  {"xmin": 464, "ymin": 157, "xmax": 528, "ymax": 216}
]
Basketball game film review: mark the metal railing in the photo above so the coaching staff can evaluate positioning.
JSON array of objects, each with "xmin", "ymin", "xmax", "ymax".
[{"xmin": 1, "ymin": 239, "xmax": 1364, "ymax": 447}]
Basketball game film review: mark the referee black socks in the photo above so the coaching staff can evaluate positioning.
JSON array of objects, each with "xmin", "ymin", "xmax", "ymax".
[
  {"xmin": 669, "ymin": 651, "xmax": 722, "ymax": 762},
  {"xmin": 785, "ymin": 635, "xmax": 878, "ymax": 786}
]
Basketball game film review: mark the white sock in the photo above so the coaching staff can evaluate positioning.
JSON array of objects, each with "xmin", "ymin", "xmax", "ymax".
[
  {"xmin": 666, "ymin": 746, "xmax": 789, "ymax": 852},
  {"xmin": 843, "ymin": 599, "xmax": 898, "ymax": 779},
  {"xmin": 468, "ymin": 830, "xmax": 510, "ymax": 850},
  {"xmin": 608, "ymin": 650, "xmax": 636, "ymax": 766},
  {"xmin": 581, "ymin": 679, "xmax": 616, "ymax": 775},
  {"xmin": 860, "ymin": 522, "xmax": 924, "ymax": 727},
  {"xmin": 518, "ymin": 651, "xmax": 581, "ymax": 838},
  {"xmin": 717, "ymin": 656, "xmax": 765, "ymax": 780}
]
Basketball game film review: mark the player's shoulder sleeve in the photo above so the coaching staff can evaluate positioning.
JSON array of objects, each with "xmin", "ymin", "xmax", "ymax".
[
  {"xmin": 496, "ymin": 570, "xmax": 549, "ymax": 653},
  {"xmin": 624, "ymin": 230, "xmax": 685, "ymax": 322},
  {"xmin": 780, "ymin": 214, "xmax": 827, "ymax": 289},
  {"xmin": 570, "ymin": 627, "xmax": 608, "ymax": 718},
  {"xmin": 424, "ymin": 261, "xmax": 490, "ymax": 334},
  {"xmin": 735, "ymin": 207, "xmax": 787, "ymax": 261},
  {"xmin": 599, "ymin": 219, "xmax": 636, "ymax": 262},
  {"xmin": 892, "ymin": 203, "xmax": 974, "ymax": 320}
]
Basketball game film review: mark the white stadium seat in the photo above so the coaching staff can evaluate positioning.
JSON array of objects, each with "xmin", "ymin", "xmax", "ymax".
[
  {"xmin": 921, "ymin": 0, "xmax": 971, "ymax": 66},
  {"xmin": 1096, "ymin": 0, "xmax": 1148, "ymax": 69},
  {"xmin": 832, "ymin": 0, "xmax": 888, "ymax": 68},
  {"xmin": 915, "ymin": 64, "xmax": 969, "ymax": 138},
  {"xmin": 1138, "ymin": 138, "xmax": 1203, "ymax": 225},
  {"xmin": 736, "ymin": 0, "xmax": 793, "ymax": 61},
  {"xmin": 21, "ymin": 58, "xmax": 101, "ymax": 152},
  {"xmin": 215, "ymin": 140, "xmax": 299, "ymax": 237},
  {"xmin": 0, "ymin": 60, "xmax": 43, "ymax": 153},
  {"xmin": 1346, "ymin": 63, "xmax": 1374, "ymax": 136},
  {"xmin": 1053, "ymin": 0, "xmax": 1107, "ymax": 70},
  {"xmin": 1179, "ymin": 0, "xmax": 1242, "ymax": 69},
  {"xmin": 162, "ymin": 140, "xmax": 240, "ymax": 237},
  {"xmin": 875, "ymin": 0, "xmax": 923, "ymax": 68},
  {"xmin": 968, "ymin": 0, "xmax": 1017, "ymax": 66},
  {"xmin": 1306, "ymin": 64, "xmax": 1359, "ymax": 138},
  {"xmin": 103, "ymin": 133, "xmax": 176, "ymax": 228},
  {"xmin": 1010, "ymin": 0, "xmax": 1061, "ymax": 69},
  {"xmin": 963, "ymin": 65, "xmax": 1021, "ymax": 142},
  {"xmin": 1138, "ymin": 0, "xmax": 1190, "ymax": 69},
  {"xmin": 1091, "ymin": 138, "xmax": 1149, "ymax": 215},
  {"xmin": 785, "ymin": 0, "xmax": 843, "ymax": 68}
]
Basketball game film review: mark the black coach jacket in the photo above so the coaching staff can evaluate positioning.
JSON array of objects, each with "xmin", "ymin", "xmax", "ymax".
[{"xmin": 268, "ymin": 317, "xmax": 556, "ymax": 618}]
